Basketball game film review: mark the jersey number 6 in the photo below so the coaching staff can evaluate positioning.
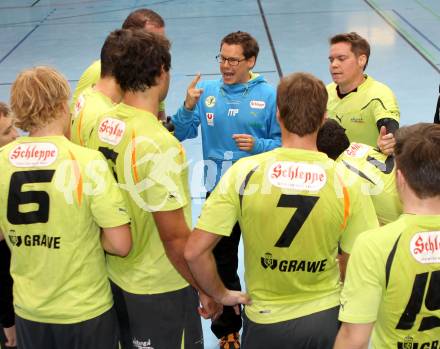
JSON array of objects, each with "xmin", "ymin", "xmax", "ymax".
[{"xmin": 7, "ymin": 170, "xmax": 55, "ymax": 225}]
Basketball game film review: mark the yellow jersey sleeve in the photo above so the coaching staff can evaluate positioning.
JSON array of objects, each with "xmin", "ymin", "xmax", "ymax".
[
  {"xmin": 339, "ymin": 231, "xmax": 384, "ymax": 323},
  {"xmin": 196, "ymin": 163, "xmax": 241, "ymax": 236}
]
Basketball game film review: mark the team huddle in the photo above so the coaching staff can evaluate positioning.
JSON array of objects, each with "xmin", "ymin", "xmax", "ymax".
[{"xmin": 0, "ymin": 7, "xmax": 439, "ymax": 349}]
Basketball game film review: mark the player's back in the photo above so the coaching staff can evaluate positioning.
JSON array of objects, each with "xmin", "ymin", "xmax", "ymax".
[
  {"xmin": 337, "ymin": 142, "xmax": 402, "ymax": 224},
  {"xmin": 71, "ymin": 86, "xmax": 114, "ymax": 147},
  {"xmin": 70, "ymin": 60, "xmax": 101, "ymax": 114},
  {"xmin": 366, "ymin": 215, "xmax": 440, "ymax": 348},
  {"xmin": 217, "ymin": 147, "xmax": 378, "ymax": 323},
  {"xmin": 0, "ymin": 135, "xmax": 128, "ymax": 323},
  {"xmin": 88, "ymin": 103, "xmax": 189, "ymax": 294}
]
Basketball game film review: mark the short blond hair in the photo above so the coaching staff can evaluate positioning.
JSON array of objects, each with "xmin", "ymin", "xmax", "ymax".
[{"xmin": 10, "ymin": 66, "xmax": 70, "ymax": 131}]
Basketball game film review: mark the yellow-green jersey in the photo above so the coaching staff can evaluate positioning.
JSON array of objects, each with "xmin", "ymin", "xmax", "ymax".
[
  {"xmin": 70, "ymin": 60, "xmax": 101, "ymax": 114},
  {"xmin": 196, "ymin": 147, "xmax": 379, "ymax": 324},
  {"xmin": 88, "ymin": 103, "xmax": 189, "ymax": 294},
  {"xmin": 337, "ymin": 142, "xmax": 402, "ymax": 225},
  {"xmin": 0, "ymin": 136, "xmax": 130, "ymax": 324},
  {"xmin": 327, "ymin": 75, "xmax": 400, "ymax": 147},
  {"xmin": 71, "ymin": 86, "xmax": 115, "ymax": 147},
  {"xmin": 339, "ymin": 214, "xmax": 440, "ymax": 349},
  {"xmin": 70, "ymin": 60, "xmax": 165, "ymax": 114}
]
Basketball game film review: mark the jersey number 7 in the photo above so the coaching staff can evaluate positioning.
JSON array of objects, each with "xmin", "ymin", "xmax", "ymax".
[{"xmin": 275, "ymin": 194, "xmax": 319, "ymax": 248}]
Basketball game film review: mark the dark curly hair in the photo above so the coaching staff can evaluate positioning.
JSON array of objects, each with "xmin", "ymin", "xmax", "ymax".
[
  {"xmin": 112, "ymin": 29, "xmax": 171, "ymax": 92},
  {"xmin": 317, "ymin": 119, "xmax": 350, "ymax": 160},
  {"xmin": 101, "ymin": 29, "xmax": 132, "ymax": 78}
]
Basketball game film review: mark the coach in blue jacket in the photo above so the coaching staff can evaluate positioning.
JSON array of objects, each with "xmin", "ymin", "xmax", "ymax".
[{"xmin": 172, "ymin": 31, "xmax": 280, "ymax": 348}]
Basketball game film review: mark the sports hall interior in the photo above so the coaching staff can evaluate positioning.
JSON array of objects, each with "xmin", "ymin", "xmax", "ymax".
[{"xmin": 0, "ymin": 0, "xmax": 439, "ymax": 347}]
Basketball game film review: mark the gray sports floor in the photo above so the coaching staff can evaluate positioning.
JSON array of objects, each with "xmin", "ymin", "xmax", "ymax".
[{"xmin": 0, "ymin": 0, "xmax": 439, "ymax": 347}]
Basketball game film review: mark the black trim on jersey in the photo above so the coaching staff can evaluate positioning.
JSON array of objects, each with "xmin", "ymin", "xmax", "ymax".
[
  {"xmin": 434, "ymin": 84, "xmax": 440, "ymax": 124},
  {"xmin": 238, "ymin": 166, "xmax": 259, "ymax": 214},
  {"xmin": 376, "ymin": 118, "xmax": 399, "ymax": 135},
  {"xmin": 385, "ymin": 234, "xmax": 401, "ymax": 289},
  {"xmin": 336, "ymin": 85, "xmax": 357, "ymax": 99},
  {"xmin": 366, "ymin": 155, "xmax": 395, "ymax": 174},
  {"xmin": 361, "ymin": 98, "xmax": 387, "ymax": 111},
  {"xmin": 341, "ymin": 160, "xmax": 376, "ymax": 185}
]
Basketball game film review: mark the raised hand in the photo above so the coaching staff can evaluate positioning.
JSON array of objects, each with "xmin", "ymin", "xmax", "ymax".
[
  {"xmin": 377, "ymin": 126, "xmax": 395, "ymax": 155},
  {"xmin": 184, "ymin": 73, "xmax": 204, "ymax": 110}
]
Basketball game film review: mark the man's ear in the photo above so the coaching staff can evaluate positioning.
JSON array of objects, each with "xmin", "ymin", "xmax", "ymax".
[
  {"xmin": 247, "ymin": 56, "xmax": 256, "ymax": 70},
  {"xmin": 396, "ymin": 168, "xmax": 406, "ymax": 193},
  {"xmin": 322, "ymin": 112, "xmax": 328, "ymax": 125},
  {"xmin": 358, "ymin": 54, "xmax": 367, "ymax": 70}
]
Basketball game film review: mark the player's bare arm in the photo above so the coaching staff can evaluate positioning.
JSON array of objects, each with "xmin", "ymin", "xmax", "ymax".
[
  {"xmin": 185, "ymin": 228, "xmax": 251, "ymax": 311},
  {"xmin": 101, "ymin": 224, "xmax": 132, "ymax": 257},
  {"xmin": 153, "ymin": 208, "xmax": 222, "ymax": 319},
  {"xmin": 333, "ymin": 322, "xmax": 373, "ymax": 349},
  {"xmin": 338, "ymin": 251, "xmax": 349, "ymax": 282}
]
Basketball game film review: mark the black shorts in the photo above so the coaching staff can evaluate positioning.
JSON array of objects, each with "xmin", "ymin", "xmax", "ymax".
[
  {"xmin": 111, "ymin": 282, "xmax": 203, "ymax": 349},
  {"xmin": 242, "ymin": 306, "xmax": 340, "ymax": 349},
  {"xmin": 15, "ymin": 307, "xmax": 118, "ymax": 349}
]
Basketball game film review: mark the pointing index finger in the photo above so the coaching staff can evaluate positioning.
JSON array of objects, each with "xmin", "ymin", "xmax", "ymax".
[{"xmin": 189, "ymin": 73, "xmax": 201, "ymax": 88}]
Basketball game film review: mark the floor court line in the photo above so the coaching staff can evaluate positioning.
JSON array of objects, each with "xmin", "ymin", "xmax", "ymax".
[
  {"xmin": 363, "ymin": 0, "xmax": 440, "ymax": 73},
  {"xmin": 257, "ymin": 0, "xmax": 283, "ymax": 77},
  {"xmin": 0, "ymin": 8, "xmax": 56, "ymax": 65},
  {"xmin": 392, "ymin": 9, "xmax": 440, "ymax": 53},
  {"xmin": 413, "ymin": 0, "xmax": 440, "ymax": 21},
  {"xmin": 33, "ymin": 0, "xmax": 175, "ymax": 22}
]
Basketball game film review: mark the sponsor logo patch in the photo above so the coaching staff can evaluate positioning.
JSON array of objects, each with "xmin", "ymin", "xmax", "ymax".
[
  {"xmin": 73, "ymin": 94, "xmax": 85, "ymax": 118},
  {"xmin": 350, "ymin": 116, "xmax": 364, "ymax": 123},
  {"xmin": 98, "ymin": 117, "xmax": 126, "ymax": 145},
  {"xmin": 206, "ymin": 112, "xmax": 214, "ymax": 126},
  {"xmin": 410, "ymin": 231, "xmax": 440, "ymax": 263},
  {"xmin": 132, "ymin": 338, "xmax": 154, "ymax": 349},
  {"xmin": 344, "ymin": 143, "xmax": 369, "ymax": 158},
  {"xmin": 250, "ymin": 100, "xmax": 266, "ymax": 109},
  {"xmin": 9, "ymin": 234, "xmax": 60, "ymax": 249},
  {"xmin": 261, "ymin": 253, "xmax": 277, "ymax": 269},
  {"xmin": 268, "ymin": 161, "xmax": 327, "ymax": 191},
  {"xmin": 8, "ymin": 233, "xmax": 22, "ymax": 247},
  {"xmin": 228, "ymin": 108, "xmax": 239, "ymax": 117},
  {"xmin": 260, "ymin": 252, "xmax": 327, "ymax": 273},
  {"xmin": 9, "ymin": 143, "xmax": 58, "ymax": 167},
  {"xmin": 205, "ymin": 96, "xmax": 216, "ymax": 108}
]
